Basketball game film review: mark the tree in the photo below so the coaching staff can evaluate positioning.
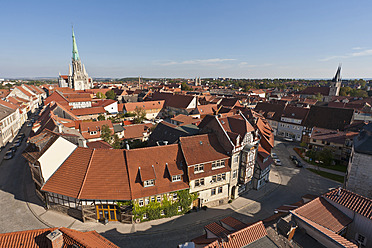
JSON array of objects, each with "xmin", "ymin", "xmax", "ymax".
[
  {"xmin": 312, "ymin": 93, "xmax": 323, "ymax": 102},
  {"xmin": 96, "ymin": 92, "xmax": 106, "ymax": 99},
  {"xmin": 112, "ymin": 134, "xmax": 121, "ymax": 149},
  {"xmin": 181, "ymin": 82, "xmax": 192, "ymax": 91},
  {"xmin": 97, "ymin": 114, "xmax": 105, "ymax": 121},
  {"xmin": 105, "ymin": 90, "xmax": 116, "ymax": 100},
  {"xmin": 133, "ymin": 107, "xmax": 146, "ymax": 123},
  {"xmin": 100, "ymin": 125, "xmax": 113, "ymax": 143}
]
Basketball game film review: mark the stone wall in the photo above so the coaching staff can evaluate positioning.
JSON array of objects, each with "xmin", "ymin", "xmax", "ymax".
[{"xmin": 346, "ymin": 151, "xmax": 372, "ymax": 198}]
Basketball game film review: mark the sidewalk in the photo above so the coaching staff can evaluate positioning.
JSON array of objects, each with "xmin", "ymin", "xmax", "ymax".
[{"xmin": 25, "ymin": 164, "xmax": 283, "ymax": 235}]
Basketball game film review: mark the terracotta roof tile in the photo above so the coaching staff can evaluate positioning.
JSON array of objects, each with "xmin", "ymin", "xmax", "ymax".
[
  {"xmin": 0, "ymin": 227, "xmax": 119, "ymax": 248},
  {"xmin": 323, "ymin": 188, "xmax": 372, "ymax": 219},
  {"xmin": 293, "ymin": 197, "xmax": 352, "ymax": 233},
  {"xmin": 203, "ymin": 221, "xmax": 269, "ymax": 248},
  {"xmin": 125, "ymin": 144, "xmax": 189, "ymax": 199},
  {"xmin": 78, "ymin": 149, "xmax": 131, "ymax": 200},
  {"xmin": 205, "ymin": 222, "xmax": 230, "ymax": 237},
  {"xmin": 70, "ymin": 106, "xmax": 106, "ymax": 116},
  {"xmin": 220, "ymin": 216, "xmax": 247, "ymax": 231},
  {"xmin": 42, "ymin": 147, "xmax": 93, "ymax": 198},
  {"xmin": 123, "ymin": 100, "xmax": 165, "ymax": 112},
  {"xmin": 123, "ymin": 123, "xmax": 154, "ymax": 140},
  {"xmin": 291, "ymin": 212, "xmax": 357, "ymax": 248}
]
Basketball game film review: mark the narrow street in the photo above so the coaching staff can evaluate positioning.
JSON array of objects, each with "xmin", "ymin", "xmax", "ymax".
[{"xmin": 0, "ymin": 135, "xmax": 340, "ymax": 248}]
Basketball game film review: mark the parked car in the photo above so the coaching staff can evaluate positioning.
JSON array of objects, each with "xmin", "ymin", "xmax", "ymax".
[
  {"xmin": 271, "ymin": 153, "xmax": 278, "ymax": 159},
  {"xmin": 27, "ymin": 122, "xmax": 33, "ymax": 127},
  {"xmin": 289, "ymin": 155, "xmax": 298, "ymax": 161},
  {"xmin": 284, "ymin": 137, "xmax": 294, "ymax": 142},
  {"xmin": 274, "ymin": 158, "xmax": 282, "ymax": 166},
  {"xmin": 9, "ymin": 145, "xmax": 17, "ymax": 152},
  {"xmin": 296, "ymin": 161, "xmax": 303, "ymax": 168},
  {"xmin": 14, "ymin": 139, "xmax": 22, "ymax": 147},
  {"xmin": 4, "ymin": 150, "xmax": 14, "ymax": 160},
  {"xmin": 18, "ymin": 133, "xmax": 25, "ymax": 140}
]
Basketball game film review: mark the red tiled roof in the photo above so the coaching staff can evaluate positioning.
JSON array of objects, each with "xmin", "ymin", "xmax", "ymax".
[
  {"xmin": 125, "ymin": 144, "xmax": 189, "ymax": 199},
  {"xmin": 291, "ymin": 212, "xmax": 357, "ymax": 248},
  {"xmin": 180, "ymin": 134, "xmax": 230, "ymax": 180},
  {"xmin": 70, "ymin": 107, "xmax": 106, "ymax": 116},
  {"xmin": 123, "ymin": 123, "xmax": 154, "ymax": 140},
  {"xmin": 86, "ymin": 140, "xmax": 112, "ymax": 149},
  {"xmin": 0, "ymin": 99, "xmax": 19, "ymax": 110},
  {"xmin": 44, "ymin": 91, "xmax": 69, "ymax": 106},
  {"xmin": 311, "ymin": 127, "xmax": 358, "ymax": 145},
  {"xmin": 293, "ymin": 197, "xmax": 352, "ymax": 233},
  {"xmin": 42, "ymin": 148, "xmax": 131, "ymax": 200},
  {"xmin": 218, "ymin": 114, "xmax": 255, "ymax": 139},
  {"xmin": 123, "ymin": 100, "xmax": 165, "ymax": 112},
  {"xmin": 203, "ymin": 221, "xmax": 268, "ymax": 248},
  {"xmin": 15, "ymin": 86, "xmax": 34, "ymax": 97},
  {"xmin": 171, "ymin": 114, "xmax": 201, "ymax": 126},
  {"xmin": 92, "ymin": 99, "xmax": 117, "ymax": 107},
  {"xmin": 323, "ymin": 188, "xmax": 372, "ymax": 219},
  {"xmin": 205, "ymin": 222, "xmax": 230, "ymax": 237},
  {"xmin": 64, "ymin": 93, "xmax": 91, "ymax": 102},
  {"xmin": 220, "ymin": 216, "xmax": 247, "ymax": 231},
  {"xmin": 0, "ymin": 227, "xmax": 119, "ymax": 248}
]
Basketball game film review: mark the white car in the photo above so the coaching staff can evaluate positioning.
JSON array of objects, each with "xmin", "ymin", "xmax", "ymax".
[
  {"xmin": 271, "ymin": 153, "xmax": 278, "ymax": 159},
  {"xmin": 274, "ymin": 158, "xmax": 282, "ymax": 166},
  {"xmin": 284, "ymin": 137, "xmax": 294, "ymax": 142}
]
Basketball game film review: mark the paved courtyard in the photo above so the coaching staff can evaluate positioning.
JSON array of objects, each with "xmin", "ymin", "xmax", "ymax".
[{"xmin": 0, "ymin": 139, "xmax": 340, "ymax": 247}]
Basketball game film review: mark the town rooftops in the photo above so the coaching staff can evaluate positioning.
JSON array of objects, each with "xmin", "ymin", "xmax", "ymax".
[
  {"xmin": 323, "ymin": 187, "xmax": 372, "ymax": 219},
  {"xmin": 0, "ymin": 104, "xmax": 16, "ymax": 120},
  {"xmin": 311, "ymin": 127, "xmax": 358, "ymax": 145},
  {"xmin": 125, "ymin": 144, "xmax": 189, "ymax": 199},
  {"xmin": 304, "ymin": 105, "xmax": 354, "ymax": 131},
  {"xmin": 292, "ymin": 197, "xmax": 352, "ymax": 233},
  {"xmin": 123, "ymin": 100, "xmax": 165, "ymax": 112},
  {"xmin": 0, "ymin": 227, "xmax": 119, "ymax": 248},
  {"xmin": 70, "ymin": 106, "xmax": 106, "ymax": 116},
  {"xmin": 42, "ymin": 148, "xmax": 131, "ymax": 200},
  {"xmin": 123, "ymin": 123, "xmax": 154, "ymax": 140},
  {"xmin": 299, "ymin": 86, "xmax": 330, "ymax": 96},
  {"xmin": 254, "ymin": 102, "xmax": 286, "ymax": 122}
]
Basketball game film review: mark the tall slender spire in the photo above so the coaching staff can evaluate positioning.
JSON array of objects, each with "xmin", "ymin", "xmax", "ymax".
[
  {"xmin": 332, "ymin": 64, "xmax": 342, "ymax": 82},
  {"xmin": 72, "ymin": 26, "xmax": 80, "ymax": 61}
]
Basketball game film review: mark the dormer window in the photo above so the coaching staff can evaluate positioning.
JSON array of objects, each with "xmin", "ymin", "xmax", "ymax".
[
  {"xmin": 144, "ymin": 179, "xmax": 155, "ymax": 187},
  {"xmin": 194, "ymin": 164, "xmax": 204, "ymax": 173},
  {"xmin": 212, "ymin": 160, "xmax": 225, "ymax": 169},
  {"xmin": 90, "ymin": 131, "xmax": 97, "ymax": 135},
  {"xmin": 172, "ymin": 175, "xmax": 181, "ymax": 182}
]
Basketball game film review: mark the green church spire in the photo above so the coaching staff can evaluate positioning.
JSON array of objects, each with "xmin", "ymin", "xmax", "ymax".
[{"xmin": 72, "ymin": 27, "xmax": 80, "ymax": 61}]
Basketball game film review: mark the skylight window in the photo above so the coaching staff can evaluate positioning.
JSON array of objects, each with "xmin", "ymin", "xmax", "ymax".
[{"xmin": 144, "ymin": 179, "xmax": 154, "ymax": 187}]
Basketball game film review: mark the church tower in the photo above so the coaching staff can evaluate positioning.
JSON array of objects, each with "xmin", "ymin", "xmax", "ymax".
[
  {"xmin": 329, "ymin": 65, "xmax": 342, "ymax": 97},
  {"xmin": 58, "ymin": 27, "xmax": 93, "ymax": 90}
]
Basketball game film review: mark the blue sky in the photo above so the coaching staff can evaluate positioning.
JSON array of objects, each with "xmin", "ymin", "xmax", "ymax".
[{"xmin": 1, "ymin": 1, "xmax": 372, "ymax": 79}]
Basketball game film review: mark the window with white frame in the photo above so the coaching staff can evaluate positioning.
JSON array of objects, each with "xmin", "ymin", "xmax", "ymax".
[
  {"xmin": 172, "ymin": 175, "xmax": 181, "ymax": 182},
  {"xmin": 90, "ymin": 131, "xmax": 97, "ymax": 135},
  {"xmin": 145, "ymin": 198, "xmax": 149, "ymax": 205},
  {"xmin": 218, "ymin": 186, "xmax": 223, "ymax": 194},
  {"xmin": 160, "ymin": 210, "xmax": 165, "ymax": 216},
  {"xmin": 157, "ymin": 196, "xmax": 161, "ymax": 202},
  {"xmin": 233, "ymin": 155, "xmax": 239, "ymax": 164},
  {"xmin": 143, "ymin": 213, "xmax": 148, "ymax": 219},
  {"xmin": 144, "ymin": 179, "xmax": 155, "ymax": 187},
  {"xmin": 212, "ymin": 160, "xmax": 225, "ymax": 169},
  {"xmin": 151, "ymin": 197, "xmax": 155, "ymax": 202},
  {"xmin": 139, "ymin": 199, "xmax": 144, "ymax": 207},
  {"xmin": 173, "ymin": 193, "xmax": 178, "ymax": 200},
  {"xmin": 232, "ymin": 169, "xmax": 237, "ymax": 179},
  {"xmin": 212, "ymin": 173, "xmax": 226, "ymax": 183},
  {"xmin": 194, "ymin": 164, "xmax": 204, "ymax": 173},
  {"xmin": 178, "ymin": 206, "xmax": 182, "ymax": 212},
  {"xmin": 211, "ymin": 188, "xmax": 216, "ymax": 195},
  {"xmin": 195, "ymin": 178, "xmax": 204, "ymax": 187}
]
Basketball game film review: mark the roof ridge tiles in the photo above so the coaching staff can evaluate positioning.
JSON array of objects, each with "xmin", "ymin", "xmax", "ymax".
[{"xmin": 77, "ymin": 149, "xmax": 95, "ymax": 199}]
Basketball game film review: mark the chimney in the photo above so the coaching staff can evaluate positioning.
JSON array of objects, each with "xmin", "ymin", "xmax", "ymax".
[
  {"xmin": 126, "ymin": 142, "xmax": 130, "ymax": 150},
  {"xmin": 337, "ymin": 187, "xmax": 341, "ymax": 196},
  {"xmin": 57, "ymin": 124, "xmax": 63, "ymax": 133},
  {"xmin": 78, "ymin": 138, "xmax": 87, "ymax": 147},
  {"xmin": 163, "ymin": 141, "xmax": 168, "ymax": 145},
  {"xmin": 47, "ymin": 229, "xmax": 63, "ymax": 248}
]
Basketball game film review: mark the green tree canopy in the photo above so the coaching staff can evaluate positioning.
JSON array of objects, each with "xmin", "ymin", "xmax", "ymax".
[
  {"xmin": 133, "ymin": 106, "xmax": 146, "ymax": 123},
  {"xmin": 100, "ymin": 124, "xmax": 113, "ymax": 143},
  {"xmin": 105, "ymin": 90, "xmax": 116, "ymax": 100},
  {"xmin": 97, "ymin": 114, "xmax": 105, "ymax": 121},
  {"xmin": 96, "ymin": 92, "xmax": 106, "ymax": 99}
]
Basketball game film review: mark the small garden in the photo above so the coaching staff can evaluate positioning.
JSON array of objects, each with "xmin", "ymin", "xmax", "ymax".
[
  {"xmin": 294, "ymin": 147, "xmax": 347, "ymax": 173},
  {"xmin": 307, "ymin": 168, "xmax": 344, "ymax": 183}
]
